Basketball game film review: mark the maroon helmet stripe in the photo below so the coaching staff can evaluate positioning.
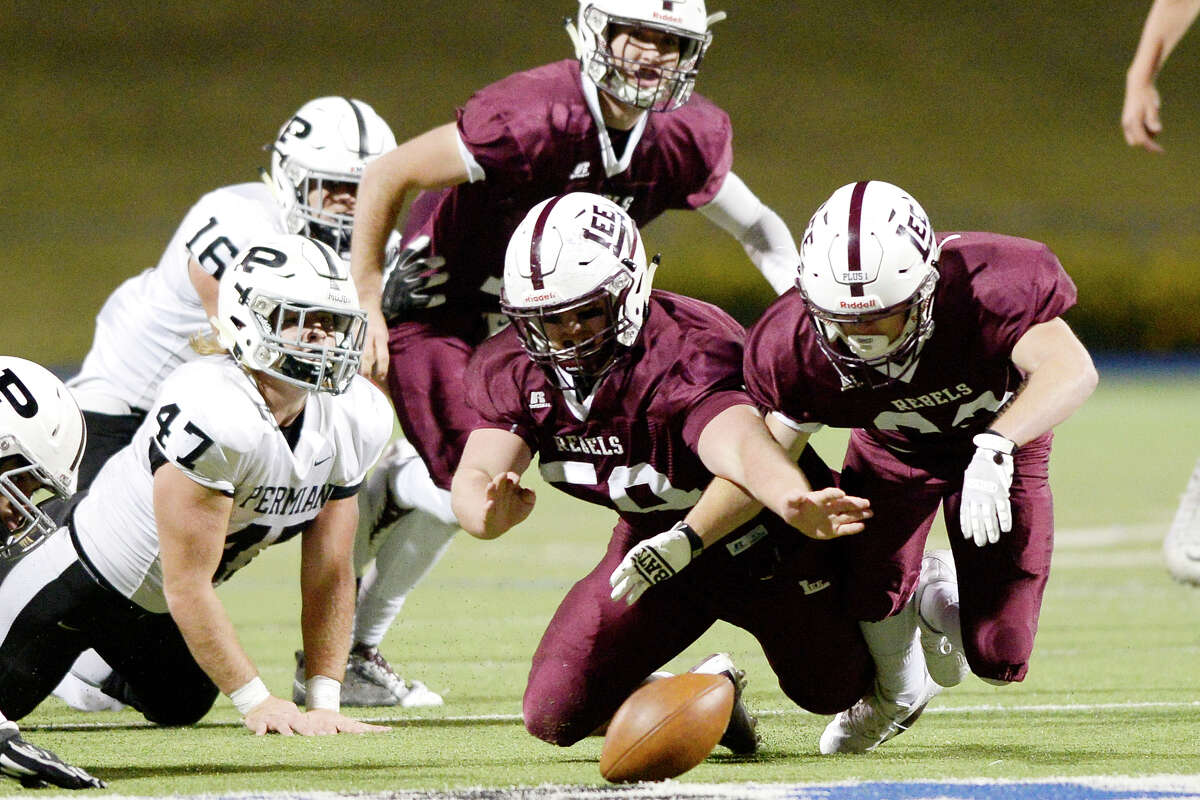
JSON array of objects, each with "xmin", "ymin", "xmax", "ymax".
[
  {"xmin": 847, "ymin": 181, "xmax": 869, "ymax": 298},
  {"xmin": 529, "ymin": 196, "xmax": 565, "ymax": 290}
]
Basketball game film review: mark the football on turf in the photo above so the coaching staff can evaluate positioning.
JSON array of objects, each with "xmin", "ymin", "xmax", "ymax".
[{"xmin": 599, "ymin": 672, "xmax": 734, "ymax": 783}]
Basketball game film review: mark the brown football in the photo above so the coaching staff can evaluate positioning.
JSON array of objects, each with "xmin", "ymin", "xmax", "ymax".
[{"xmin": 599, "ymin": 672, "xmax": 734, "ymax": 783}]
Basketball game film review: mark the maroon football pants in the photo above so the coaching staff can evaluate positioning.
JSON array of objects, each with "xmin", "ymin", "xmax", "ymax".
[
  {"xmin": 522, "ymin": 516, "xmax": 873, "ymax": 746},
  {"xmin": 385, "ymin": 318, "xmax": 485, "ymax": 491},
  {"xmin": 839, "ymin": 430, "xmax": 1055, "ymax": 683}
]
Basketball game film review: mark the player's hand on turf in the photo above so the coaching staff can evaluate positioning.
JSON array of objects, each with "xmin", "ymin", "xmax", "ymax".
[
  {"xmin": 1121, "ymin": 80, "xmax": 1164, "ymax": 152},
  {"xmin": 303, "ymin": 709, "xmax": 390, "ymax": 735},
  {"xmin": 243, "ymin": 695, "xmax": 314, "ymax": 736},
  {"xmin": 960, "ymin": 432, "xmax": 1015, "ymax": 546},
  {"xmin": 380, "ymin": 236, "xmax": 447, "ymax": 325},
  {"xmin": 0, "ymin": 724, "xmax": 105, "ymax": 789},
  {"xmin": 609, "ymin": 522, "xmax": 703, "ymax": 605},
  {"xmin": 481, "ymin": 472, "xmax": 536, "ymax": 537},
  {"xmin": 360, "ymin": 307, "xmax": 390, "ymax": 383},
  {"xmin": 781, "ymin": 486, "xmax": 871, "ymax": 540}
]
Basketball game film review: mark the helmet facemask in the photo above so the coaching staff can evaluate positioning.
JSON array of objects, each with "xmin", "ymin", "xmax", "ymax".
[
  {"xmin": 231, "ymin": 296, "xmax": 366, "ymax": 395},
  {"xmin": 0, "ymin": 447, "xmax": 67, "ymax": 556},
  {"xmin": 803, "ymin": 269, "xmax": 938, "ymax": 390},
  {"xmin": 505, "ymin": 268, "xmax": 637, "ymax": 399},
  {"xmin": 275, "ymin": 155, "xmax": 359, "ymax": 256},
  {"xmin": 577, "ymin": 6, "xmax": 712, "ymax": 112}
]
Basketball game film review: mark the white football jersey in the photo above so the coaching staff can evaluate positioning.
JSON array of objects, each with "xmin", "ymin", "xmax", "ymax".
[
  {"xmin": 69, "ymin": 183, "xmax": 283, "ymax": 412},
  {"xmin": 73, "ymin": 356, "xmax": 393, "ymax": 613},
  {"xmin": 68, "ymin": 180, "xmax": 401, "ymax": 414}
]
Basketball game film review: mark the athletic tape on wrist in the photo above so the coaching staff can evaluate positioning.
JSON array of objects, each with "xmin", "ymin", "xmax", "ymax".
[
  {"xmin": 306, "ymin": 675, "xmax": 341, "ymax": 712},
  {"xmin": 672, "ymin": 521, "xmax": 705, "ymax": 559},
  {"xmin": 229, "ymin": 676, "xmax": 270, "ymax": 716}
]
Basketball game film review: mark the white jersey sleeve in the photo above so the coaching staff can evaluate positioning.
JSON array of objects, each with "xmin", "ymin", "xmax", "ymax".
[
  {"xmin": 326, "ymin": 375, "xmax": 393, "ymax": 490},
  {"xmin": 69, "ymin": 183, "xmax": 284, "ymax": 412}
]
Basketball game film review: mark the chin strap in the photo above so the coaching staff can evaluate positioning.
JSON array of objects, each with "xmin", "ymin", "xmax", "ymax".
[
  {"xmin": 563, "ymin": 17, "xmax": 585, "ymax": 59},
  {"xmin": 707, "ymin": 11, "xmax": 728, "ymax": 26}
]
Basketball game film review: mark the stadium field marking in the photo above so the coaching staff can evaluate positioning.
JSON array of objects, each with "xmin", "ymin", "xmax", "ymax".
[{"xmin": 24, "ymin": 698, "xmax": 1200, "ymax": 732}]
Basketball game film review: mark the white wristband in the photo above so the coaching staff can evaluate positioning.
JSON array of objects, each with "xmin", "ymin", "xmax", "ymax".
[
  {"xmin": 229, "ymin": 676, "xmax": 270, "ymax": 715},
  {"xmin": 305, "ymin": 675, "xmax": 341, "ymax": 712}
]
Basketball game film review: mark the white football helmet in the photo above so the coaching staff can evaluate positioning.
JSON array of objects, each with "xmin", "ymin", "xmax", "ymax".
[
  {"xmin": 797, "ymin": 180, "xmax": 941, "ymax": 389},
  {"xmin": 567, "ymin": 0, "xmax": 723, "ymax": 112},
  {"xmin": 0, "ymin": 357, "xmax": 85, "ymax": 547},
  {"xmin": 269, "ymin": 97, "xmax": 396, "ymax": 256},
  {"xmin": 502, "ymin": 192, "xmax": 657, "ymax": 386},
  {"xmin": 213, "ymin": 234, "xmax": 367, "ymax": 394}
]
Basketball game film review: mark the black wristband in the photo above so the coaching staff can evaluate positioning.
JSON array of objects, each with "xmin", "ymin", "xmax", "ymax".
[
  {"xmin": 983, "ymin": 428, "xmax": 1017, "ymax": 453},
  {"xmin": 673, "ymin": 522, "xmax": 705, "ymax": 559}
]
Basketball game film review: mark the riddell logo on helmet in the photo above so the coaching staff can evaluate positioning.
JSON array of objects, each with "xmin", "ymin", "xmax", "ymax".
[
  {"xmin": 525, "ymin": 292, "xmax": 558, "ymax": 303},
  {"xmin": 837, "ymin": 299, "xmax": 880, "ymax": 310}
]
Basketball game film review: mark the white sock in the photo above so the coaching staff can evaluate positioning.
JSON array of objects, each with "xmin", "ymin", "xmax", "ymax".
[
  {"xmin": 67, "ymin": 649, "xmax": 113, "ymax": 686},
  {"xmin": 860, "ymin": 597, "xmax": 925, "ymax": 709},
  {"xmin": 352, "ymin": 509, "xmax": 457, "ymax": 647},
  {"xmin": 918, "ymin": 578, "xmax": 964, "ymax": 651},
  {"xmin": 391, "ymin": 456, "xmax": 457, "ymax": 526}
]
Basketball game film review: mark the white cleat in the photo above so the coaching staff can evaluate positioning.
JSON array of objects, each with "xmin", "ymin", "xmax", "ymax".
[
  {"xmin": 819, "ymin": 673, "xmax": 940, "ymax": 755},
  {"xmin": 689, "ymin": 652, "xmax": 759, "ymax": 754},
  {"xmin": 293, "ymin": 646, "xmax": 444, "ymax": 708},
  {"xmin": 915, "ymin": 550, "xmax": 970, "ymax": 688},
  {"xmin": 52, "ymin": 672, "xmax": 126, "ymax": 713},
  {"xmin": 1164, "ymin": 457, "xmax": 1200, "ymax": 586}
]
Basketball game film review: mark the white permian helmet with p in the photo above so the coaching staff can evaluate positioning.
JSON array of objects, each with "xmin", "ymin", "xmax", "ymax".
[
  {"xmin": 0, "ymin": 356, "xmax": 85, "ymax": 547},
  {"xmin": 212, "ymin": 234, "xmax": 367, "ymax": 394}
]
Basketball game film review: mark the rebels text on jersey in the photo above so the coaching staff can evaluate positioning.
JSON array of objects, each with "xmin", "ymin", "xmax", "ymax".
[
  {"xmin": 745, "ymin": 232, "xmax": 1078, "ymax": 453},
  {"xmin": 73, "ymin": 357, "xmax": 392, "ymax": 613},
  {"xmin": 403, "ymin": 60, "xmax": 733, "ymax": 320},
  {"xmin": 465, "ymin": 292, "xmax": 747, "ymax": 532}
]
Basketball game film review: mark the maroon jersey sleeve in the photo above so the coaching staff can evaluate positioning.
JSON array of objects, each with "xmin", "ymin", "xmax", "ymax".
[
  {"xmin": 647, "ymin": 293, "xmax": 752, "ymax": 451},
  {"xmin": 462, "ymin": 328, "xmax": 539, "ymax": 451},
  {"xmin": 743, "ymin": 290, "xmax": 814, "ymax": 422},
  {"xmin": 644, "ymin": 94, "xmax": 733, "ymax": 210},
  {"xmin": 942, "ymin": 233, "xmax": 1079, "ymax": 361}
]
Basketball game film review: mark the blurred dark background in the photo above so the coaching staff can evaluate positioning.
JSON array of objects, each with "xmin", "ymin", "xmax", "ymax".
[{"xmin": 5, "ymin": 1, "xmax": 1199, "ymax": 367}]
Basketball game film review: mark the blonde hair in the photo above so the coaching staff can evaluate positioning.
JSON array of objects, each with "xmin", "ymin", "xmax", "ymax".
[{"xmin": 189, "ymin": 331, "xmax": 228, "ymax": 356}]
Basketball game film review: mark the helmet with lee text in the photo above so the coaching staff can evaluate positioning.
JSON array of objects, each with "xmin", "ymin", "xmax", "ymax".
[
  {"xmin": 567, "ymin": 0, "xmax": 724, "ymax": 112},
  {"xmin": 797, "ymin": 180, "xmax": 940, "ymax": 389},
  {"xmin": 501, "ymin": 192, "xmax": 657, "ymax": 386}
]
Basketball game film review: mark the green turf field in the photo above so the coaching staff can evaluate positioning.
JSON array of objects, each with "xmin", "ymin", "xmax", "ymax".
[{"xmin": 9, "ymin": 371, "xmax": 1200, "ymax": 795}]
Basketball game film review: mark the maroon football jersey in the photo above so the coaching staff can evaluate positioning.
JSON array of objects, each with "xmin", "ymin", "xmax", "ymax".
[
  {"xmin": 465, "ymin": 291, "xmax": 747, "ymax": 531},
  {"xmin": 403, "ymin": 60, "xmax": 733, "ymax": 322},
  {"xmin": 745, "ymin": 232, "xmax": 1078, "ymax": 452}
]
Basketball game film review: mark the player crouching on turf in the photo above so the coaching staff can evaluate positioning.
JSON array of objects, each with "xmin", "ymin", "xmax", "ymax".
[
  {"xmin": 0, "ymin": 235, "xmax": 391, "ymax": 737},
  {"xmin": 450, "ymin": 192, "xmax": 884, "ymax": 754},
  {"xmin": 743, "ymin": 181, "xmax": 1098, "ymax": 753},
  {"xmin": 0, "ymin": 357, "xmax": 104, "ymax": 788}
]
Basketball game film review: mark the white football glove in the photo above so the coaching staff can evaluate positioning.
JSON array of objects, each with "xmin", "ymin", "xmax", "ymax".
[
  {"xmin": 960, "ymin": 431, "xmax": 1016, "ymax": 547},
  {"xmin": 0, "ymin": 723, "xmax": 105, "ymax": 789},
  {"xmin": 609, "ymin": 522, "xmax": 704, "ymax": 605}
]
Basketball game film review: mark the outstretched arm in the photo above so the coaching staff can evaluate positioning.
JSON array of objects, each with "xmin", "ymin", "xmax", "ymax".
[
  {"xmin": 1122, "ymin": 0, "xmax": 1200, "ymax": 151},
  {"xmin": 698, "ymin": 172, "xmax": 800, "ymax": 295},
  {"xmin": 350, "ymin": 122, "xmax": 471, "ymax": 380},
  {"xmin": 451, "ymin": 428, "xmax": 536, "ymax": 539}
]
